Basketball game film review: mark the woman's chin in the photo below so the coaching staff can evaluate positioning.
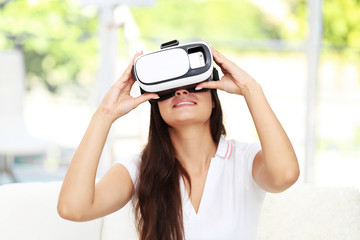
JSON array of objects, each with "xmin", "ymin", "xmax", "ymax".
[{"xmin": 166, "ymin": 116, "xmax": 210, "ymax": 128}]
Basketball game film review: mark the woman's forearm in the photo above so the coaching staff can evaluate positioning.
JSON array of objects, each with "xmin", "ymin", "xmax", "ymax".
[
  {"xmin": 58, "ymin": 110, "xmax": 113, "ymax": 217},
  {"xmin": 57, "ymin": 52, "xmax": 154, "ymax": 220},
  {"xmin": 244, "ymin": 82, "xmax": 299, "ymax": 187}
]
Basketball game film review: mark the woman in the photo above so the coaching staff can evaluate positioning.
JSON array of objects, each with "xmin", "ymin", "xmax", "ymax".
[{"xmin": 58, "ymin": 45, "xmax": 300, "ymax": 240}]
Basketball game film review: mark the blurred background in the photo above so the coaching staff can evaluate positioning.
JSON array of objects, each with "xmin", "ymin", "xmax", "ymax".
[{"xmin": 0, "ymin": 0, "xmax": 359, "ymax": 188}]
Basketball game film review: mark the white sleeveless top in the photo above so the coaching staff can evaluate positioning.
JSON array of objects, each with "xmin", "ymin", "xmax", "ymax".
[{"xmin": 117, "ymin": 137, "xmax": 265, "ymax": 240}]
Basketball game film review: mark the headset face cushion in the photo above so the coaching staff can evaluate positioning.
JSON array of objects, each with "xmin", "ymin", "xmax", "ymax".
[{"xmin": 147, "ymin": 87, "xmax": 210, "ymax": 103}]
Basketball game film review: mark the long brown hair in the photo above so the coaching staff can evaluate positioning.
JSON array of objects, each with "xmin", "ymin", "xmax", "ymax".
[{"xmin": 135, "ymin": 89, "xmax": 226, "ymax": 240}]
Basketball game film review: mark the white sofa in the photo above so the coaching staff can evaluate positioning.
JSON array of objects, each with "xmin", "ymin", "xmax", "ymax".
[{"xmin": 0, "ymin": 181, "xmax": 359, "ymax": 240}]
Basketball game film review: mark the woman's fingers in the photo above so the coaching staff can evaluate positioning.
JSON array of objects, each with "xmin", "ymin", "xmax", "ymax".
[
  {"xmin": 201, "ymin": 39, "xmax": 225, "ymax": 67},
  {"xmin": 211, "ymin": 46, "xmax": 239, "ymax": 77},
  {"xmin": 100, "ymin": 52, "xmax": 148, "ymax": 117},
  {"xmin": 211, "ymin": 46, "xmax": 228, "ymax": 67},
  {"xmin": 128, "ymin": 51, "xmax": 143, "ymax": 75},
  {"xmin": 195, "ymin": 80, "xmax": 222, "ymax": 91},
  {"xmin": 133, "ymin": 93, "xmax": 159, "ymax": 108},
  {"xmin": 115, "ymin": 51, "xmax": 143, "ymax": 85},
  {"xmin": 211, "ymin": 46, "xmax": 223, "ymax": 61}
]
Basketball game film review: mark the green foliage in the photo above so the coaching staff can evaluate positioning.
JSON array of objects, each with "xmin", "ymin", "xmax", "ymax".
[
  {"xmin": 277, "ymin": 0, "xmax": 307, "ymax": 41},
  {"xmin": 284, "ymin": 0, "xmax": 360, "ymax": 49},
  {"xmin": 131, "ymin": 0, "xmax": 280, "ymax": 42},
  {"xmin": 0, "ymin": 0, "xmax": 98, "ymax": 93},
  {"xmin": 1, "ymin": 0, "xmax": 360, "ymax": 93},
  {"xmin": 322, "ymin": 0, "xmax": 360, "ymax": 83},
  {"xmin": 354, "ymin": 126, "xmax": 360, "ymax": 150},
  {"xmin": 323, "ymin": 0, "xmax": 360, "ymax": 49},
  {"xmin": 0, "ymin": 0, "xmax": 282, "ymax": 94}
]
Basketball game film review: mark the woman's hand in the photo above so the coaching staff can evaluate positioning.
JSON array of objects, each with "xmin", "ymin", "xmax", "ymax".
[
  {"xmin": 195, "ymin": 46, "xmax": 259, "ymax": 97},
  {"xmin": 97, "ymin": 52, "xmax": 159, "ymax": 123}
]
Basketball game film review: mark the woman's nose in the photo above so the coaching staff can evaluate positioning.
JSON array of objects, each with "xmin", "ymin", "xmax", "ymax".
[{"xmin": 175, "ymin": 89, "xmax": 189, "ymax": 96}]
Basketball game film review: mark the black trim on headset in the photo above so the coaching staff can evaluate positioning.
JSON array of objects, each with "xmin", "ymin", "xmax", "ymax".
[
  {"xmin": 148, "ymin": 87, "xmax": 210, "ymax": 103},
  {"xmin": 161, "ymin": 40, "xmax": 179, "ymax": 49},
  {"xmin": 143, "ymin": 67, "xmax": 220, "ymax": 103}
]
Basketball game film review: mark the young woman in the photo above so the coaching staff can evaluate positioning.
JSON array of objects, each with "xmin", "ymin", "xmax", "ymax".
[{"xmin": 58, "ymin": 46, "xmax": 300, "ymax": 240}]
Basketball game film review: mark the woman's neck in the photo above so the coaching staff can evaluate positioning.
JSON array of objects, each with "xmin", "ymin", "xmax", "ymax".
[{"xmin": 169, "ymin": 123, "xmax": 217, "ymax": 174}]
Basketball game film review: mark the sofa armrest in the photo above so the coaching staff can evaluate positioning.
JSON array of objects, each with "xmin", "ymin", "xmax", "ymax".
[
  {"xmin": 0, "ymin": 181, "xmax": 103, "ymax": 240},
  {"xmin": 257, "ymin": 184, "xmax": 360, "ymax": 240}
]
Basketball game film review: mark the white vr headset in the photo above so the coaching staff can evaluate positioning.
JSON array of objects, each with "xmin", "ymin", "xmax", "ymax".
[{"xmin": 132, "ymin": 40, "xmax": 219, "ymax": 102}]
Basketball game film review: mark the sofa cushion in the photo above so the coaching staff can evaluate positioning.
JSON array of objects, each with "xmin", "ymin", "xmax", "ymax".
[
  {"xmin": 1, "ymin": 181, "xmax": 359, "ymax": 240},
  {"xmin": 257, "ymin": 184, "xmax": 360, "ymax": 240},
  {"xmin": 101, "ymin": 202, "xmax": 138, "ymax": 240},
  {"xmin": 0, "ymin": 181, "xmax": 102, "ymax": 240},
  {"xmin": 101, "ymin": 184, "xmax": 360, "ymax": 240}
]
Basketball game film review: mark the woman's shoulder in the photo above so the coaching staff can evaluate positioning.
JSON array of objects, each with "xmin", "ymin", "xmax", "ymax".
[
  {"xmin": 114, "ymin": 153, "xmax": 142, "ymax": 185},
  {"xmin": 221, "ymin": 137, "xmax": 261, "ymax": 156}
]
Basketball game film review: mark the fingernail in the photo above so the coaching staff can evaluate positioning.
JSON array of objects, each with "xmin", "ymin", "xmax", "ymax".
[{"xmin": 195, "ymin": 86, "xmax": 202, "ymax": 90}]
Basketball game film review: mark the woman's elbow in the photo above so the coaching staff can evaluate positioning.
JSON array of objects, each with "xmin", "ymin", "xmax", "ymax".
[
  {"xmin": 284, "ymin": 167, "xmax": 300, "ymax": 186},
  {"xmin": 57, "ymin": 202, "xmax": 86, "ymax": 222},
  {"xmin": 280, "ymin": 156, "xmax": 300, "ymax": 186},
  {"xmin": 271, "ymin": 167, "xmax": 300, "ymax": 193}
]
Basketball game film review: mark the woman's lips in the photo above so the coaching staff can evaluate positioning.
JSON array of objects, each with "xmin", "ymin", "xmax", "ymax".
[
  {"xmin": 174, "ymin": 101, "xmax": 196, "ymax": 107},
  {"xmin": 173, "ymin": 99, "xmax": 196, "ymax": 108}
]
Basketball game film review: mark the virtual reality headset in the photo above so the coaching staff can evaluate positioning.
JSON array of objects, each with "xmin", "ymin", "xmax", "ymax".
[{"xmin": 132, "ymin": 40, "xmax": 219, "ymax": 102}]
